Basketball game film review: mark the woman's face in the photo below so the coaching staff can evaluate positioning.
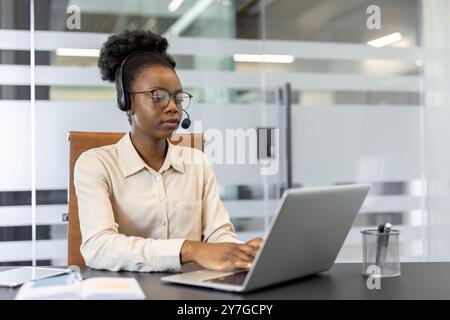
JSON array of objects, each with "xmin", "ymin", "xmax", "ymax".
[{"xmin": 129, "ymin": 65, "xmax": 183, "ymax": 140}]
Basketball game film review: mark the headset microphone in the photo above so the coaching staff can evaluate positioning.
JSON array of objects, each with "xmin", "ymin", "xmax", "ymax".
[{"xmin": 181, "ymin": 109, "xmax": 191, "ymax": 129}]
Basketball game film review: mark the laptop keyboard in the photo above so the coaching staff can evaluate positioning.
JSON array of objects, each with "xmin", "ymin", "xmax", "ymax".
[{"xmin": 205, "ymin": 271, "xmax": 248, "ymax": 285}]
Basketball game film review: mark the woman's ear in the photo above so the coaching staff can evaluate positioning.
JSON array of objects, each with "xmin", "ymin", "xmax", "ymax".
[{"xmin": 127, "ymin": 107, "xmax": 134, "ymax": 125}]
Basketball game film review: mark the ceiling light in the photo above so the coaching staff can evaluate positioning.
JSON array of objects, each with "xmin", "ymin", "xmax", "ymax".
[
  {"xmin": 168, "ymin": 0, "xmax": 184, "ymax": 12},
  {"xmin": 165, "ymin": 0, "xmax": 214, "ymax": 36},
  {"xmin": 367, "ymin": 32, "xmax": 402, "ymax": 48},
  {"xmin": 55, "ymin": 48, "xmax": 100, "ymax": 57},
  {"xmin": 233, "ymin": 54, "xmax": 295, "ymax": 64}
]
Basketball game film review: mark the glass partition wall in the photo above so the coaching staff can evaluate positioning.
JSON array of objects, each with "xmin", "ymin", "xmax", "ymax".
[
  {"xmin": 0, "ymin": 0, "xmax": 33, "ymax": 265},
  {"xmin": 261, "ymin": 0, "xmax": 426, "ymax": 262},
  {"xmin": 1, "ymin": 0, "xmax": 449, "ymax": 266}
]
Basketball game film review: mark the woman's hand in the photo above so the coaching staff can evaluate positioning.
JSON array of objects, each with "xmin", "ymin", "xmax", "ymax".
[
  {"xmin": 245, "ymin": 237, "xmax": 263, "ymax": 249},
  {"xmin": 180, "ymin": 237, "xmax": 263, "ymax": 271}
]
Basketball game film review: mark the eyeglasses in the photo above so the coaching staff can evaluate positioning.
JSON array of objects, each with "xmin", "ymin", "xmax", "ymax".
[{"xmin": 128, "ymin": 88, "xmax": 193, "ymax": 110}]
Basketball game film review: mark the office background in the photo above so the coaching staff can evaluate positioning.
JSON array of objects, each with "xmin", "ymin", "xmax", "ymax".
[{"xmin": 0, "ymin": 0, "xmax": 449, "ymax": 266}]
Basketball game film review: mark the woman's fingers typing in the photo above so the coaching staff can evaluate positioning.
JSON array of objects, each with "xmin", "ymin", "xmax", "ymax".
[
  {"xmin": 185, "ymin": 240, "xmax": 265, "ymax": 272},
  {"xmin": 245, "ymin": 237, "xmax": 263, "ymax": 249},
  {"xmin": 238, "ymin": 243, "xmax": 258, "ymax": 257},
  {"xmin": 232, "ymin": 259, "xmax": 252, "ymax": 270},
  {"xmin": 233, "ymin": 248, "xmax": 254, "ymax": 263}
]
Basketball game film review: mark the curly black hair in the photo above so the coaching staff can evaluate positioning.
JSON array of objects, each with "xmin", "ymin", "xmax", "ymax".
[{"xmin": 98, "ymin": 30, "xmax": 176, "ymax": 90}]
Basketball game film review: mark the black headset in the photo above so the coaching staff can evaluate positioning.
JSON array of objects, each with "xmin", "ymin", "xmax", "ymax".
[
  {"xmin": 116, "ymin": 51, "xmax": 191, "ymax": 129},
  {"xmin": 116, "ymin": 51, "xmax": 145, "ymax": 111}
]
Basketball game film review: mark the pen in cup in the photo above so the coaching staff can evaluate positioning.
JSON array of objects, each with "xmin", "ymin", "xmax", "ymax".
[
  {"xmin": 361, "ymin": 225, "xmax": 400, "ymax": 278},
  {"xmin": 379, "ymin": 223, "xmax": 391, "ymax": 268},
  {"xmin": 375, "ymin": 222, "xmax": 392, "ymax": 267}
]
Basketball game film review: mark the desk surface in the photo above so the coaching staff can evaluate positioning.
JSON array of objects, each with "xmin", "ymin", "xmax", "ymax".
[{"xmin": 1, "ymin": 262, "xmax": 450, "ymax": 300}]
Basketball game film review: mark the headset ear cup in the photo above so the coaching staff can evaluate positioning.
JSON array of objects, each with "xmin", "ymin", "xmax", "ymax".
[
  {"xmin": 116, "ymin": 70, "xmax": 131, "ymax": 111},
  {"xmin": 116, "ymin": 52, "xmax": 139, "ymax": 111},
  {"xmin": 116, "ymin": 70, "xmax": 126, "ymax": 111},
  {"xmin": 124, "ymin": 91, "xmax": 131, "ymax": 111},
  {"xmin": 116, "ymin": 87, "xmax": 125, "ymax": 111}
]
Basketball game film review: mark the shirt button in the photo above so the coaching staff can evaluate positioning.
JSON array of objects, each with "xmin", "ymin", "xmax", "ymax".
[
  {"xmin": 161, "ymin": 221, "xmax": 167, "ymax": 226},
  {"xmin": 155, "ymin": 175, "xmax": 161, "ymax": 182},
  {"xmin": 158, "ymin": 196, "xmax": 165, "ymax": 201}
]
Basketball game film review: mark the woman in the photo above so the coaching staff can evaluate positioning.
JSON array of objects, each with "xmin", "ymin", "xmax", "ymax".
[{"xmin": 74, "ymin": 30, "xmax": 262, "ymax": 272}]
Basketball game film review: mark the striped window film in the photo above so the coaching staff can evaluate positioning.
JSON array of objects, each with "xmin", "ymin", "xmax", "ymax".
[{"xmin": 2, "ymin": 1, "xmax": 447, "ymax": 265}]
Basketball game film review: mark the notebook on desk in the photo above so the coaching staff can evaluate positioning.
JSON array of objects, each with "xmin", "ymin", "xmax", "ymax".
[
  {"xmin": 0, "ymin": 267, "xmax": 72, "ymax": 288},
  {"xmin": 162, "ymin": 184, "xmax": 370, "ymax": 292},
  {"xmin": 15, "ymin": 273, "xmax": 145, "ymax": 300}
]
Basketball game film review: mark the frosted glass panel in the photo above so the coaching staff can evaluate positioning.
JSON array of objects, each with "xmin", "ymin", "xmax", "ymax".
[
  {"xmin": 292, "ymin": 106, "xmax": 422, "ymax": 185},
  {"xmin": 4, "ymin": 0, "xmax": 450, "ymax": 267},
  {"xmin": 35, "ymin": 102, "xmax": 129, "ymax": 190},
  {"xmin": 0, "ymin": 103, "xmax": 31, "ymax": 190}
]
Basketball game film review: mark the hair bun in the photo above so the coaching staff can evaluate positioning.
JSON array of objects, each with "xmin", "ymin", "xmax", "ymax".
[{"xmin": 98, "ymin": 30, "xmax": 176, "ymax": 82}]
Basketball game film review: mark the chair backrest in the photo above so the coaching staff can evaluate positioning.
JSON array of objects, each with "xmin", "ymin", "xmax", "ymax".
[{"xmin": 67, "ymin": 131, "xmax": 204, "ymax": 266}]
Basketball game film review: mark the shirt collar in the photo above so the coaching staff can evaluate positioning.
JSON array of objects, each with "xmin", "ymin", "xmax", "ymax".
[
  {"xmin": 159, "ymin": 138, "xmax": 185, "ymax": 174},
  {"xmin": 117, "ymin": 132, "xmax": 185, "ymax": 178}
]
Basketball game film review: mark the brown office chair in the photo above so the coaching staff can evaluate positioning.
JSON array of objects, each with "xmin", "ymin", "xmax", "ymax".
[{"xmin": 66, "ymin": 131, "xmax": 204, "ymax": 266}]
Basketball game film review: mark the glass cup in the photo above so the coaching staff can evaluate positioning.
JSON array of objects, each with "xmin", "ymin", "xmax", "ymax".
[{"xmin": 361, "ymin": 229, "xmax": 401, "ymax": 278}]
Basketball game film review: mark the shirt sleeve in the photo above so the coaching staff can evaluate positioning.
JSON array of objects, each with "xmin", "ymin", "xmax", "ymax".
[
  {"xmin": 200, "ymin": 153, "xmax": 243, "ymax": 244},
  {"xmin": 74, "ymin": 151, "xmax": 185, "ymax": 272}
]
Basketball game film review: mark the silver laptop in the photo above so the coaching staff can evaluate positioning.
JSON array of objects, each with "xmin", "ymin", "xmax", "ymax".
[{"xmin": 162, "ymin": 184, "xmax": 370, "ymax": 292}]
